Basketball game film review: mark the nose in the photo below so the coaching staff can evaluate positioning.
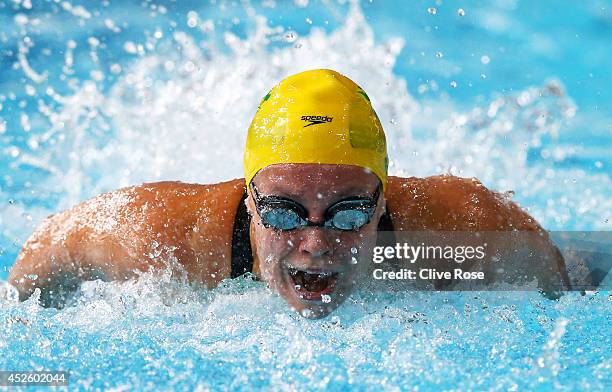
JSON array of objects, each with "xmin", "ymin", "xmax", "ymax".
[{"xmin": 298, "ymin": 227, "xmax": 333, "ymax": 258}]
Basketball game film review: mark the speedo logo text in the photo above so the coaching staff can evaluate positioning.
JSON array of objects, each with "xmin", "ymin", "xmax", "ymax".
[{"xmin": 301, "ymin": 115, "xmax": 333, "ymax": 127}]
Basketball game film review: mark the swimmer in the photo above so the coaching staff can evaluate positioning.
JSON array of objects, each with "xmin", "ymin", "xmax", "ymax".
[{"xmin": 9, "ymin": 69, "xmax": 571, "ymax": 318}]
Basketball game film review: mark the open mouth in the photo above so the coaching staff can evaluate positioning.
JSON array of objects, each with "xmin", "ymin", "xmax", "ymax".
[{"xmin": 285, "ymin": 265, "xmax": 339, "ymax": 301}]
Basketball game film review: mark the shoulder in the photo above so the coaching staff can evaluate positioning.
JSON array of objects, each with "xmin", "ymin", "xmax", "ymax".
[
  {"xmin": 56, "ymin": 179, "xmax": 245, "ymax": 226},
  {"xmin": 385, "ymin": 175, "xmax": 541, "ymax": 231},
  {"xmin": 122, "ymin": 178, "xmax": 247, "ymax": 235},
  {"xmin": 39, "ymin": 178, "xmax": 247, "ymax": 251},
  {"xmin": 126, "ymin": 178, "xmax": 245, "ymax": 204},
  {"xmin": 89, "ymin": 178, "xmax": 247, "ymax": 283}
]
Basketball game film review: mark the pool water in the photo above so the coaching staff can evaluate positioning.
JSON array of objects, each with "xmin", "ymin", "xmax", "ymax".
[{"xmin": 0, "ymin": 0, "xmax": 610, "ymax": 390}]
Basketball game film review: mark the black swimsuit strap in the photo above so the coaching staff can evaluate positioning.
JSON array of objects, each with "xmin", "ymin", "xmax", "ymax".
[
  {"xmin": 377, "ymin": 206, "xmax": 394, "ymax": 232},
  {"xmin": 230, "ymin": 191, "xmax": 254, "ymax": 278},
  {"xmin": 230, "ymin": 191, "xmax": 395, "ymax": 278}
]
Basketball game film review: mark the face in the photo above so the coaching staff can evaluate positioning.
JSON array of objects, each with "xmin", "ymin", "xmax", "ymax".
[{"xmin": 246, "ymin": 163, "xmax": 386, "ymax": 319}]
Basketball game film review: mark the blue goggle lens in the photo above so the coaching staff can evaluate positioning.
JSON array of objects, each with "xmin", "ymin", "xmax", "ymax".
[
  {"xmin": 328, "ymin": 209, "xmax": 369, "ymax": 230},
  {"xmin": 261, "ymin": 208, "xmax": 305, "ymax": 231}
]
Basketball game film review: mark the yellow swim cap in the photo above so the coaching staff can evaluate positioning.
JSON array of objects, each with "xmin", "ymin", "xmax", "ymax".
[{"xmin": 244, "ymin": 69, "xmax": 388, "ymax": 190}]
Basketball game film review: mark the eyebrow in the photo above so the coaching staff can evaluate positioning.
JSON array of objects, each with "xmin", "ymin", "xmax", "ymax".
[
  {"xmin": 334, "ymin": 187, "xmax": 374, "ymax": 198},
  {"xmin": 259, "ymin": 185, "xmax": 377, "ymax": 202}
]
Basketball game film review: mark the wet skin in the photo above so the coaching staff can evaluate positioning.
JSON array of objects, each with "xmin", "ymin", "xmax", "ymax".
[
  {"xmin": 245, "ymin": 164, "xmax": 385, "ymax": 318},
  {"xmin": 9, "ymin": 165, "xmax": 571, "ymax": 312}
]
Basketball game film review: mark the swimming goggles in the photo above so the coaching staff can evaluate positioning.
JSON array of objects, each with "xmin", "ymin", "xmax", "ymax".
[{"xmin": 250, "ymin": 181, "xmax": 381, "ymax": 231}]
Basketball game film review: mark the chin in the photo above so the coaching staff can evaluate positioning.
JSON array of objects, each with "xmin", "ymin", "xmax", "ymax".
[{"xmin": 294, "ymin": 303, "xmax": 335, "ymax": 319}]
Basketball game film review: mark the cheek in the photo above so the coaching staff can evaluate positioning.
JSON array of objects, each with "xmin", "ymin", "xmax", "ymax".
[
  {"xmin": 253, "ymin": 227, "xmax": 295, "ymax": 276},
  {"xmin": 335, "ymin": 229, "xmax": 378, "ymax": 263},
  {"xmin": 338, "ymin": 228, "xmax": 378, "ymax": 248},
  {"xmin": 255, "ymin": 229, "xmax": 293, "ymax": 255}
]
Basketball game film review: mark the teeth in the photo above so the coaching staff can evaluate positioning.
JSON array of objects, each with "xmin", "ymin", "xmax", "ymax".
[
  {"xmin": 286, "ymin": 264, "xmax": 339, "ymax": 294},
  {"xmin": 285, "ymin": 265, "xmax": 335, "ymax": 277},
  {"xmin": 287, "ymin": 266, "xmax": 298, "ymax": 276}
]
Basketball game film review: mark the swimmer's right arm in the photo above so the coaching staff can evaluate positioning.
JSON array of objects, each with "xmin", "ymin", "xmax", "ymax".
[
  {"xmin": 9, "ymin": 183, "xmax": 175, "ymax": 306},
  {"xmin": 9, "ymin": 179, "xmax": 246, "ymax": 307},
  {"xmin": 8, "ymin": 208, "xmax": 134, "ymax": 306}
]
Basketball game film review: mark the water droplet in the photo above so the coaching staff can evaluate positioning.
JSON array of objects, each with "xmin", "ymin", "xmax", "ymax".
[
  {"xmin": 164, "ymin": 61, "xmax": 175, "ymax": 71},
  {"xmin": 305, "ymin": 17, "xmax": 312, "ymax": 25},
  {"xmin": 457, "ymin": 8, "xmax": 466, "ymax": 16},
  {"xmin": 287, "ymin": 240, "xmax": 294, "ymax": 247},
  {"xmin": 450, "ymin": 80, "xmax": 458, "ymax": 88},
  {"xmin": 300, "ymin": 309, "xmax": 314, "ymax": 317},
  {"xmin": 14, "ymin": 13, "xmax": 29, "ymax": 25},
  {"xmin": 284, "ymin": 31, "xmax": 297, "ymax": 43},
  {"xmin": 184, "ymin": 61, "xmax": 196, "ymax": 73},
  {"xmin": 351, "ymin": 257, "xmax": 358, "ymax": 264},
  {"xmin": 90, "ymin": 70, "xmax": 104, "ymax": 81},
  {"xmin": 187, "ymin": 11, "xmax": 199, "ymax": 28},
  {"xmin": 321, "ymin": 294, "xmax": 331, "ymax": 303},
  {"xmin": 104, "ymin": 18, "xmax": 121, "ymax": 33},
  {"xmin": 480, "ymin": 73, "xmax": 487, "ymax": 79},
  {"xmin": 123, "ymin": 41, "xmax": 138, "ymax": 54},
  {"xmin": 435, "ymin": 51, "xmax": 443, "ymax": 58},
  {"xmin": 427, "ymin": 7, "xmax": 437, "ymax": 15},
  {"xmin": 351, "ymin": 247, "xmax": 358, "ymax": 254},
  {"xmin": 8, "ymin": 146, "xmax": 21, "ymax": 158},
  {"xmin": 110, "ymin": 63, "xmax": 122, "ymax": 74},
  {"xmin": 481, "ymin": 55, "xmax": 490, "ymax": 65}
]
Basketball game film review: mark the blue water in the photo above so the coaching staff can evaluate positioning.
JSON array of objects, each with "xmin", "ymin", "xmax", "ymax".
[{"xmin": 0, "ymin": 0, "xmax": 611, "ymax": 390}]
